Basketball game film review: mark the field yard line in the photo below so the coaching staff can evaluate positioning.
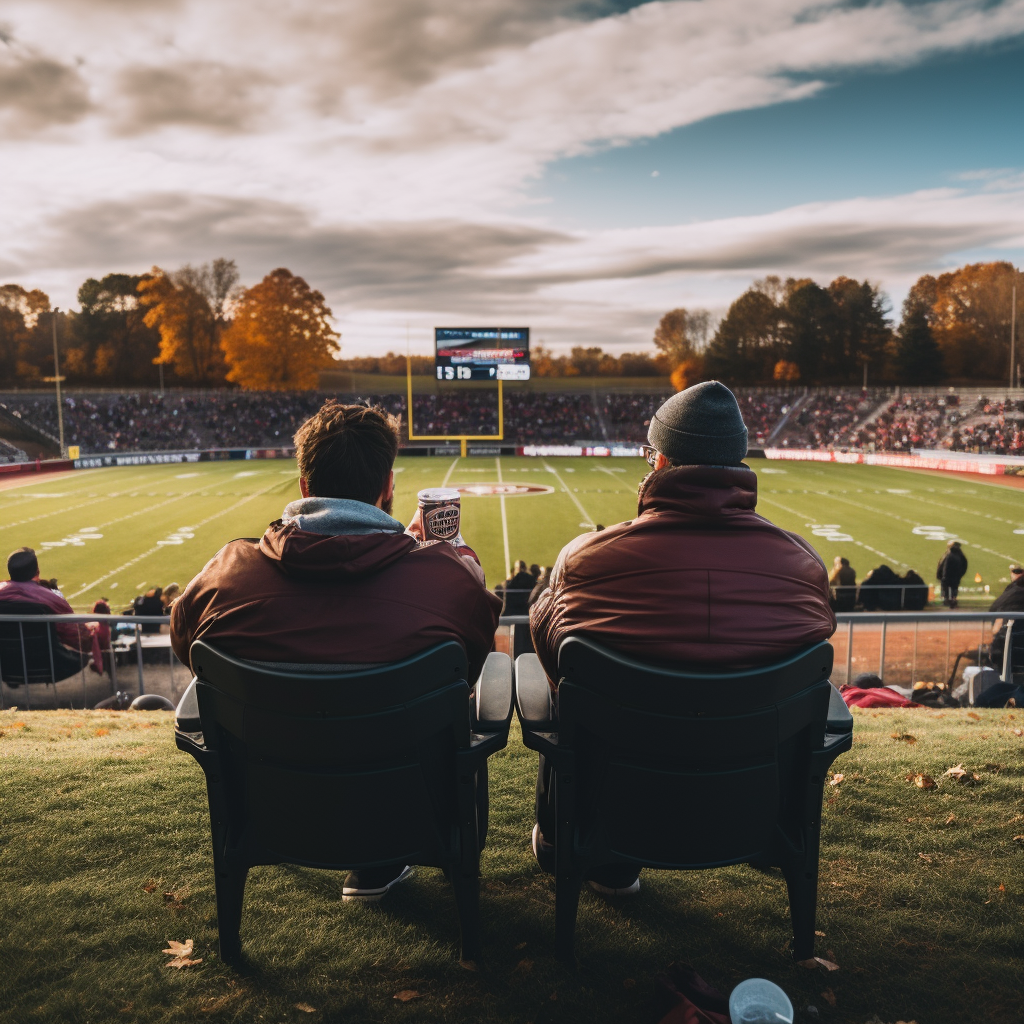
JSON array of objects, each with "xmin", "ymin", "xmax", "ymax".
[
  {"xmin": 543, "ymin": 460, "xmax": 595, "ymax": 528},
  {"xmin": 67, "ymin": 482, "xmax": 279, "ymax": 601},
  {"xmin": 496, "ymin": 457, "xmax": 511, "ymax": 578},
  {"xmin": 441, "ymin": 457, "xmax": 460, "ymax": 488},
  {"xmin": 756, "ymin": 493, "xmax": 908, "ymax": 568},
  {"xmin": 593, "ymin": 465, "xmax": 631, "ymax": 489},
  {"xmin": 0, "ymin": 495, "xmax": 110, "ymax": 532}
]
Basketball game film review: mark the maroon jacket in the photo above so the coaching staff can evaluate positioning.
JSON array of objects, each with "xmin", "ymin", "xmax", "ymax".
[
  {"xmin": 0, "ymin": 579, "xmax": 92, "ymax": 651},
  {"xmin": 171, "ymin": 522, "xmax": 502, "ymax": 683},
  {"xmin": 530, "ymin": 465, "xmax": 836, "ymax": 685}
]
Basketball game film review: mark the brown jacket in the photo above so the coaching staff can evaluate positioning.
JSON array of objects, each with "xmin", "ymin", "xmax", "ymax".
[
  {"xmin": 171, "ymin": 521, "xmax": 502, "ymax": 683},
  {"xmin": 530, "ymin": 465, "xmax": 836, "ymax": 685}
]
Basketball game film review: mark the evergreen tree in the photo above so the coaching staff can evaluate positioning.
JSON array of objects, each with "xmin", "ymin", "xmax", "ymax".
[{"xmin": 894, "ymin": 278, "xmax": 943, "ymax": 384}]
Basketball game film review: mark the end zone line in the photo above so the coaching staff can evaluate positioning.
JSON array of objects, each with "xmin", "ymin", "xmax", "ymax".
[{"xmin": 496, "ymin": 457, "xmax": 511, "ymax": 579}]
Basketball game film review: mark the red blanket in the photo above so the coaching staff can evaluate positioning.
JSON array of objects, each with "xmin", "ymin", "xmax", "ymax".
[{"xmin": 840, "ymin": 685, "xmax": 921, "ymax": 709}]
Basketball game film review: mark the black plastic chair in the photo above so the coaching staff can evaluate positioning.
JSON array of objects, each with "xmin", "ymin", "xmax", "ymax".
[
  {"xmin": 0, "ymin": 600, "xmax": 89, "ymax": 690},
  {"xmin": 514, "ymin": 638, "xmax": 853, "ymax": 963},
  {"xmin": 175, "ymin": 641, "xmax": 513, "ymax": 964}
]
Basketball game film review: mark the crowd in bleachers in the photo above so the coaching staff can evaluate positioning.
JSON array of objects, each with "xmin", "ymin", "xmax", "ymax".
[{"xmin": 3, "ymin": 388, "xmax": 1024, "ymax": 455}]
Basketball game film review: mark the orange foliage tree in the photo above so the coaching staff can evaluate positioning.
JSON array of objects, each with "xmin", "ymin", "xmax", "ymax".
[
  {"xmin": 138, "ymin": 259, "xmax": 237, "ymax": 384},
  {"xmin": 220, "ymin": 268, "xmax": 339, "ymax": 390},
  {"xmin": 0, "ymin": 284, "xmax": 50, "ymax": 382}
]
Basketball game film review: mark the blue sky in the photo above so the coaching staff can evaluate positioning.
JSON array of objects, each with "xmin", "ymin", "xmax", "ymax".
[
  {"xmin": 2, "ymin": 0, "xmax": 1023, "ymax": 354},
  {"xmin": 533, "ymin": 37, "xmax": 1024, "ymax": 228}
]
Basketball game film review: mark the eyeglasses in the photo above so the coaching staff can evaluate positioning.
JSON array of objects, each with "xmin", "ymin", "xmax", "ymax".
[
  {"xmin": 1012, "ymin": 567, "xmax": 1024, "ymax": 575},
  {"xmin": 642, "ymin": 445, "xmax": 659, "ymax": 468}
]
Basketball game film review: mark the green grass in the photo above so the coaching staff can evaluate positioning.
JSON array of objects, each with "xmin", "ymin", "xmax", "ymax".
[
  {"xmin": 0, "ymin": 707, "xmax": 1021, "ymax": 1023},
  {"xmin": 4, "ymin": 456, "xmax": 1022, "ymax": 610}
]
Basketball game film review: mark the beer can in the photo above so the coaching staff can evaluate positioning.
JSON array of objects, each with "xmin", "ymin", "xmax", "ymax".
[{"xmin": 417, "ymin": 488, "xmax": 463, "ymax": 544}]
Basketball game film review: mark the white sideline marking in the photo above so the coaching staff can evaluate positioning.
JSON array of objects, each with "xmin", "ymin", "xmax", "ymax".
[
  {"xmin": 441, "ymin": 457, "xmax": 459, "ymax": 488},
  {"xmin": 543, "ymin": 460, "xmax": 594, "ymax": 529},
  {"xmin": 496, "ymin": 457, "xmax": 511, "ymax": 579}
]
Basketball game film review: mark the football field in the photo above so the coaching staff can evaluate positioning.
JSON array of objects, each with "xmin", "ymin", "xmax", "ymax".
[{"xmin": 1, "ymin": 457, "xmax": 1022, "ymax": 610}]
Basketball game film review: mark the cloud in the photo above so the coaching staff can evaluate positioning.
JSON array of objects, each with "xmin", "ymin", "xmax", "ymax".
[
  {"xmin": 114, "ymin": 61, "xmax": 270, "ymax": 133},
  {"xmin": 0, "ymin": 49, "xmax": 90, "ymax": 133}
]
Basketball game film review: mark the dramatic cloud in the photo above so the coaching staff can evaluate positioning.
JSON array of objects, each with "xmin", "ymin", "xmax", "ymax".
[{"xmin": 0, "ymin": 0, "xmax": 1022, "ymax": 352}]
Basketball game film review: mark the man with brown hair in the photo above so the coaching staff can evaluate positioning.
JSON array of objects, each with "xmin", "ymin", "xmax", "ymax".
[{"xmin": 172, "ymin": 401, "xmax": 501, "ymax": 897}]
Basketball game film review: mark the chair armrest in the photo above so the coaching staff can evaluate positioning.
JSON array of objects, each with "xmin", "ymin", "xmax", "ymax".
[
  {"xmin": 174, "ymin": 678, "xmax": 201, "ymax": 732},
  {"xmin": 473, "ymin": 652, "xmax": 513, "ymax": 733},
  {"xmin": 515, "ymin": 653, "xmax": 555, "ymax": 729},
  {"xmin": 826, "ymin": 682, "xmax": 853, "ymax": 733}
]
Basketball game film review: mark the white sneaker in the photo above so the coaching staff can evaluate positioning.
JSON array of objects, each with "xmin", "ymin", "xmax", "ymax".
[{"xmin": 342, "ymin": 865, "xmax": 413, "ymax": 902}]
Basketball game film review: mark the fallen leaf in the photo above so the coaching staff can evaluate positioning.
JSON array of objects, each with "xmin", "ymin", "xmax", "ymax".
[
  {"xmin": 393, "ymin": 991, "xmax": 422, "ymax": 1003},
  {"xmin": 891, "ymin": 732, "xmax": 917, "ymax": 744},
  {"xmin": 798, "ymin": 957, "xmax": 840, "ymax": 971},
  {"xmin": 1012, "ymin": 835, "xmax": 1024, "ymax": 845},
  {"xmin": 998, "ymin": 884, "xmax": 1005, "ymax": 892},
  {"xmin": 821, "ymin": 988, "xmax": 837, "ymax": 1007},
  {"xmin": 945, "ymin": 763, "xmax": 968, "ymax": 780},
  {"xmin": 815, "ymin": 930, "xmax": 826, "ymax": 937},
  {"xmin": 165, "ymin": 956, "xmax": 202, "ymax": 970},
  {"xmin": 829, "ymin": 774, "xmax": 844, "ymax": 786},
  {"xmin": 295, "ymin": 1002, "xmax": 317, "ymax": 1013},
  {"xmin": 142, "ymin": 880, "xmax": 158, "ymax": 893},
  {"xmin": 944, "ymin": 814, "xmax": 957, "ymax": 825},
  {"xmin": 967, "ymin": 712, "xmax": 980, "ymax": 721},
  {"xmin": 162, "ymin": 939, "xmax": 193, "ymax": 957},
  {"xmin": 906, "ymin": 773, "xmax": 936, "ymax": 789},
  {"xmin": 515, "ymin": 959, "xmax": 533, "ymax": 973},
  {"xmin": 917, "ymin": 853, "xmax": 933, "ymax": 865},
  {"xmin": 623, "ymin": 978, "xmax": 636, "ymax": 989},
  {"xmin": 1013, "ymin": 729, "xmax": 1023, "ymax": 737},
  {"xmin": 95, "ymin": 728, "xmax": 109, "ymax": 737}
]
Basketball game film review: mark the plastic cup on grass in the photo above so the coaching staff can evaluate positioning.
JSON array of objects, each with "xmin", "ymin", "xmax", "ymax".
[{"xmin": 728, "ymin": 978, "xmax": 794, "ymax": 1023}]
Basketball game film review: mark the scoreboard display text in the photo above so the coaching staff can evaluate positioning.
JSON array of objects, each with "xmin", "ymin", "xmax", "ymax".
[{"xmin": 435, "ymin": 327, "xmax": 530, "ymax": 381}]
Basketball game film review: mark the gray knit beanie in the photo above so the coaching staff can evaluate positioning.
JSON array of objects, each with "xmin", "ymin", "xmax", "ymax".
[{"xmin": 648, "ymin": 381, "xmax": 748, "ymax": 466}]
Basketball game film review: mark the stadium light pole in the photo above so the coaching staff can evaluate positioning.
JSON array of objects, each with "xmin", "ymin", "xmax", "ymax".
[{"xmin": 51, "ymin": 308, "xmax": 66, "ymax": 458}]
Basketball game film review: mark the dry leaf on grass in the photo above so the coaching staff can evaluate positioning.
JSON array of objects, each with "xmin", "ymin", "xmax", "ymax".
[
  {"xmin": 295, "ymin": 1002, "xmax": 317, "ymax": 1013},
  {"xmin": 393, "ymin": 991, "xmax": 422, "ymax": 1003},
  {"xmin": 1013, "ymin": 729, "xmax": 1022, "ymax": 737},
  {"xmin": 1012, "ymin": 835, "xmax": 1024, "ymax": 845},
  {"xmin": 905, "ymin": 773, "xmax": 936, "ymax": 789},
  {"xmin": 95, "ymin": 728, "xmax": 109, "ymax": 737},
  {"xmin": 815, "ymin": 930, "xmax": 826, "ymax": 937},
  {"xmin": 891, "ymin": 732, "xmax": 917, "ymax": 744},
  {"xmin": 162, "ymin": 938, "xmax": 202, "ymax": 970},
  {"xmin": 821, "ymin": 988, "xmax": 837, "ymax": 1007},
  {"xmin": 798, "ymin": 957, "xmax": 840, "ymax": 971},
  {"xmin": 944, "ymin": 814, "xmax": 957, "ymax": 825},
  {"xmin": 829, "ymin": 774, "xmax": 844, "ymax": 786},
  {"xmin": 917, "ymin": 853, "xmax": 934, "ymax": 865},
  {"xmin": 944, "ymin": 764, "xmax": 981, "ymax": 785},
  {"xmin": 142, "ymin": 880, "xmax": 158, "ymax": 893},
  {"xmin": 622, "ymin": 978, "xmax": 636, "ymax": 989},
  {"xmin": 967, "ymin": 712, "xmax": 980, "ymax": 721}
]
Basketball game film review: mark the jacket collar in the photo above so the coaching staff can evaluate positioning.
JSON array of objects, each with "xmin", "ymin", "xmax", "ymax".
[
  {"xmin": 637, "ymin": 464, "xmax": 758, "ymax": 518},
  {"xmin": 281, "ymin": 496, "xmax": 404, "ymax": 536}
]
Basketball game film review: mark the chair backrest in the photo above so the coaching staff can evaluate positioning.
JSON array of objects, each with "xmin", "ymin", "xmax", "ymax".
[
  {"xmin": 555, "ymin": 637, "xmax": 835, "ymax": 869},
  {"xmin": 1002, "ymin": 619, "xmax": 1024, "ymax": 681},
  {"xmin": 190, "ymin": 639, "xmax": 473, "ymax": 870},
  {"xmin": 0, "ymin": 601, "xmax": 86, "ymax": 684}
]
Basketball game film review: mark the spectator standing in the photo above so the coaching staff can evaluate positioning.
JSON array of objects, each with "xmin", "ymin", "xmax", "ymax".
[
  {"xmin": 529, "ymin": 381, "xmax": 835, "ymax": 895},
  {"xmin": 172, "ymin": 401, "xmax": 501, "ymax": 901},
  {"xmin": 828, "ymin": 557, "xmax": 857, "ymax": 612},
  {"xmin": 937, "ymin": 540, "xmax": 968, "ymax": 608}
]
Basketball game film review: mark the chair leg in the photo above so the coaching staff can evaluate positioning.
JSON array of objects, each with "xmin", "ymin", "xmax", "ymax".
[
  {"xmin": 782, "ymin": 858, "xmax": 818, "ymax": 962},
  {"xmin": 448, "ymin": 867, "xmax": 482, "ymax": 963},
  {"xmin": 214, "ymin": 861, "xmax": 248, "ymax": 964},
  {"xmin": 554, "ymin": 868, "xmax": 584, "ymax": 965}
]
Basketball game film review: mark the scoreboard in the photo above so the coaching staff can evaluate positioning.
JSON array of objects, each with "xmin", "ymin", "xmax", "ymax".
[{"xmin": 435, "ymin": 327, "xmax": 530, "ymax": 381}]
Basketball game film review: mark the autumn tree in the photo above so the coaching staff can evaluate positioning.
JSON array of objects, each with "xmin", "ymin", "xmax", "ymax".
[
  {"xmin": 929, "ymin": 261, "xmax": 1021, "ymax": 381},
  {"xmin": 220, "ymin": 268, "xmax": 339, "ymax": 390},
  {"xmin": 892, "ymin": 275, "xmax": 943, "ymax": 384},
  {"xmin": 138, "ymin": 258, "xmax": 238, "ymax": 384},
  {"xmin": 0, "ymin": 284, "xmax": 50, "ymax": 382},
  {"xmin": 703, "ymin": 278, "xmax": 785, "ymax": 383},
  {"xmin": 653, "ymin": 307, "xmax": 713, "ymax": 366},
  {"xmin": 68, "ymin": 273, "xmax": 162, "ymax": 385}
]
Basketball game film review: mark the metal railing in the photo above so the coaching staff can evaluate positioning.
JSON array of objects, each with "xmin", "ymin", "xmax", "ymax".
[{"xmin": 0, "ymin": 613, "xmax": 173, "ymax": 710}]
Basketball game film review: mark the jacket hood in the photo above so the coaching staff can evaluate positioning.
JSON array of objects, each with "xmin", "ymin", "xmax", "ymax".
[
  {"xmin": 637, "ymin": 464, "xmax": 758, "ymax": 519},
  {"xmin": 259, "ymin": 520, "xmax": 417, "ymax": 579}
]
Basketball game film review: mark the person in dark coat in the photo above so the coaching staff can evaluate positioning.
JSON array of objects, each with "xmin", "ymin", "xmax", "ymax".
[
  {"xmin": 497, "ymin": 560, "xmax": 536, "ymax": 616},
  {"xmin": 936, "ymin": 540, "xmax": 968, "ymax": 608},
  {"xmin": 988, "ymin": 564, "xmax": 1024, "ymax": 670}
]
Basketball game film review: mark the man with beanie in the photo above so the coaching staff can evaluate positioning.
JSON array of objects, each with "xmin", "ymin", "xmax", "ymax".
[{"xmin": 528, "ymin": 381, "xmax": 835, "ymax": 895}]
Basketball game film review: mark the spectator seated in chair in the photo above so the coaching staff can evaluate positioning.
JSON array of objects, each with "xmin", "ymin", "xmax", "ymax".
[
  {"xmin": 988, "ymin": 563, "xmax": 1024, "ymax": 671},
  {"xmin": 0, "ymin": 547, "xmax": 103, "ymax": 677},
  {"xmin": 529, "ymin": 381, "xmax": 836, "ymax": 896},
  {"xmin": 171, "ymin": 400, "xmax": 502, "ymax": 900}
]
